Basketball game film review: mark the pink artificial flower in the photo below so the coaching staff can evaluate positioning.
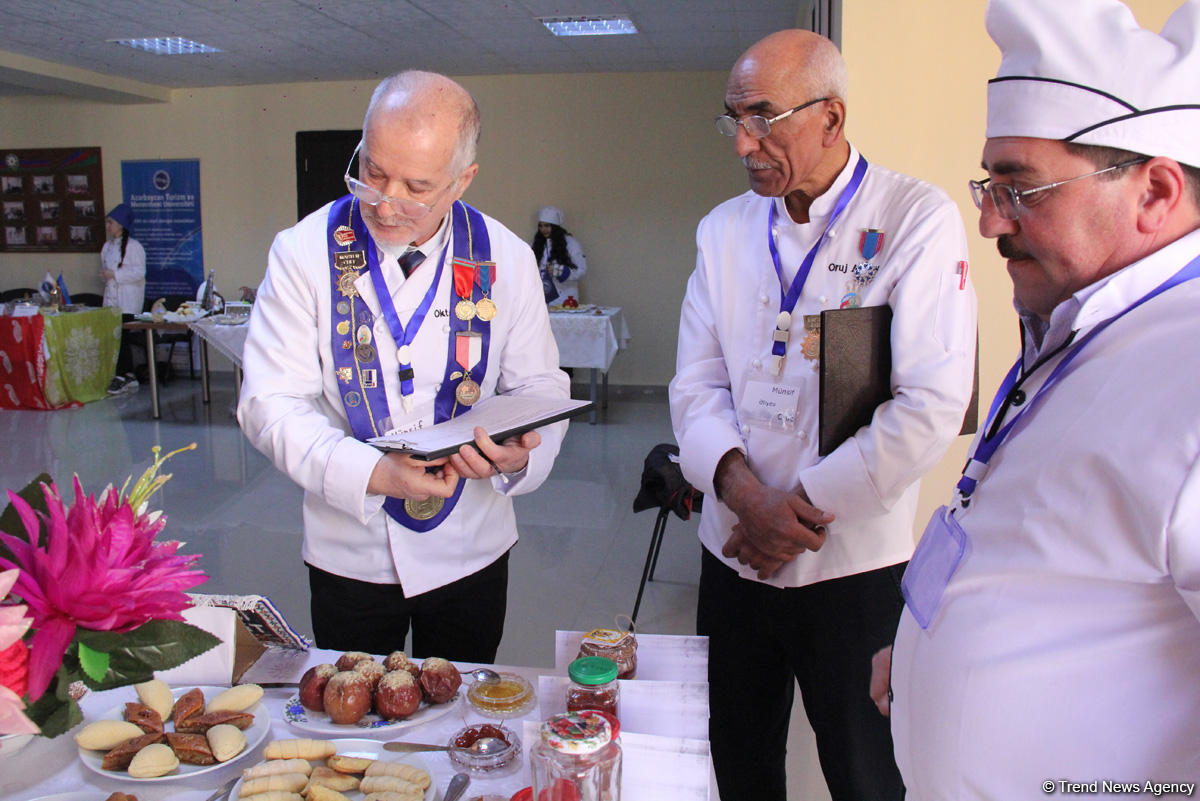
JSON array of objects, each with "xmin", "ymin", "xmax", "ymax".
[
  {"xmin": 0, "ymin": 478, "xmax": 207, "ymax": 701},
  {"xmin": 0, "ymin": 568, "xmax": 37, "ymax": 734}
]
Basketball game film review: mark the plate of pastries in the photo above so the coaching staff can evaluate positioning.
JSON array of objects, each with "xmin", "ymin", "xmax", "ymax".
[
  {"xmin": 232, "ymin": 738, "xmax": 436, "ymax": 801},
  {"xmin": 284, "ymin": 651, "xmax": 461, "ymax": 736},
  {"xmin": 75, "ymin": 681, "xmax": 268, "ymax": 781}
]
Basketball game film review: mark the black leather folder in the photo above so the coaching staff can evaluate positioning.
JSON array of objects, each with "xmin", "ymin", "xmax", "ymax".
[{"xmin": 818, "ymin": 305, "xmax": 978, "ymax": 456}]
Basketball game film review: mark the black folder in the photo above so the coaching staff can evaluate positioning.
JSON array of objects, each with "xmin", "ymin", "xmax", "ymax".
[{"xmin": 817, "ymin": 305, "xmax": 979, "ymax": 456}]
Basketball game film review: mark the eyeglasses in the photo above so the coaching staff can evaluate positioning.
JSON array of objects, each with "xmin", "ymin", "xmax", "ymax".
[
  {"xmin": 715, "ymin": 97, "xmax": 830, "ymax": 138},
  {"xmin": 968, "ymin": 157, "xmax": 1148, "ymax": 221},
  {"xmin": 343, "ymin": 140, "xmax": 452, "ymax": 219}
]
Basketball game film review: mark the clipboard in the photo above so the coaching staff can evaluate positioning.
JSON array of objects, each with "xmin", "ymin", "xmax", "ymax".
[
  {"xmin": 817, "ymin": 305, "xmax": 978, "ymax": 456},
  {"xmin": 368, "ymin": 395, "xmax": 593, "ymax": 460}
]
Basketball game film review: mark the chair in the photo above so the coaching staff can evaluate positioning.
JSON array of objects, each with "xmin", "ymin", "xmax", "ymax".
[
  {"xmin": 71, "ymin": 292, "xmax": 103, "ymax": 307},
  {"xmin": 630, "ymin": 443, "xmax": 703, "ymax": 625},
  {"xmin": 0, "ymin": 287, "xmax": 37, "ymax": 303}
]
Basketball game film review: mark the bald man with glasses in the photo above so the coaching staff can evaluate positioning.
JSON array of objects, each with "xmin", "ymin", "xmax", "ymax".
[
  {"xmin": 239, "ymin": 71, "xmax": 569, "ymax": 661},
  {"xmin": 669, "ymin": 29, "xmax": 977, "ymax": 801}
]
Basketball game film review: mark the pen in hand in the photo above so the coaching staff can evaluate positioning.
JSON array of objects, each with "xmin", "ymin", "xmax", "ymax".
[{"xmin": 477, "ymin": 449, "xmax": 510, "ymax": 484}]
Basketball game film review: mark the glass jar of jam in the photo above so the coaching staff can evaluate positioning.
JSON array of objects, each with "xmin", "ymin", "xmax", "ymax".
[
  {"xmin": 577, "ymin": 628, "xmax": 637, "ymax": 679},
  {"xmin": 530, "ymin": 711, "xmax": 622, "ymax": 801},
  {"xmin": 566, "ymin": 656, "xmax": 620, "ymax": 719}
]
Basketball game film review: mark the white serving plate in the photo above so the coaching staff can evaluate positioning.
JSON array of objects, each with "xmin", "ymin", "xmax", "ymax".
[
  {"xmin": 77, "ymin": 685, "xmax": 269, "ymax": 782},
  {"xmin": 282, "ymin": 691, "xmax": 460, "ymax": 737}
]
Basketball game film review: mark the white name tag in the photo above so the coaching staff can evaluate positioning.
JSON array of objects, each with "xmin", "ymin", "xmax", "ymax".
[{"xmin": 742, "ymin": 377, "xmax": 801, "ymax": 431}]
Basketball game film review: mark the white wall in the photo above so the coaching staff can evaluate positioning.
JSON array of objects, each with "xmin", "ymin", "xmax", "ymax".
[{"xmin": 0, "ymin": 71, "xmax": 747, "ymax": 387}]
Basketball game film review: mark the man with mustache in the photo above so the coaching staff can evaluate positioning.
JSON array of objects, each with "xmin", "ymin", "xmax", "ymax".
[
  {"xmin": 878, "ymin": 0, "xmax": 1200, "ymax": 795},
  {"xmin": 668, "ymin": 29, "xmax": 977, "ymax": 801},
  {"xmin": 239, "ymin": 71, "xmax": 568, "ymax": 661}
]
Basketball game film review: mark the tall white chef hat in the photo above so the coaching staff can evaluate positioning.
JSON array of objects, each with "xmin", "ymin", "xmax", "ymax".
[{"xmin": 985, "ymin": 0, "xmax": 1200, "ymax": 167}]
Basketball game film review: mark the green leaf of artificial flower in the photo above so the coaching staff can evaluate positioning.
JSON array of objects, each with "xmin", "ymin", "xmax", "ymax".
[
  {"xmin": 23, "ymin": 665, "xmax": 83, "ymax": 738},
  {"xmin": 0, "ymin": 471, "xmax": 52, "ymax": 561},
  {"xmin": 77, "ymin": 642, "xmax": 111, "ymax": 682},
  {"xmin": 74, "ymin": 621, "xmax": 221, "ymax": 690}
]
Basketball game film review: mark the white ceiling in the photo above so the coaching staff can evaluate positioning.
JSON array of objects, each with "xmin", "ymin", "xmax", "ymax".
[{"xmin": 0, "ymin": 0, "xmax": 812, "ymax": 103}]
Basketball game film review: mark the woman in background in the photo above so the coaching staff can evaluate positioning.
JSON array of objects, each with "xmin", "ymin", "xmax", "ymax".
[
  {"xmin": 101, "ymin": 203, "xmax": 146, "ymax": 394},
  {"xmin": 531, "ymin": 206, "xmax": 587, "ymax": 305}
]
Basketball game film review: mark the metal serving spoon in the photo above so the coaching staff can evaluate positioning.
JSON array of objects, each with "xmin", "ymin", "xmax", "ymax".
[
  {"xmin": 444, "ymin": 772, "xmax": 471, "ymax": 801},
  {"xmin": 383, "ymin": 737, "xmax": 509, "ymax": 755},
  {"xmin": 460, "ymin": 666, "xmax": 501, "ymax": 683}
]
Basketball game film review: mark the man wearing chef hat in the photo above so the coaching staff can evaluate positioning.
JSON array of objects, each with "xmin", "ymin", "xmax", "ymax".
[{"xmin": 879, "ymin": 0, "xmax": 1200, "ymax": 795}]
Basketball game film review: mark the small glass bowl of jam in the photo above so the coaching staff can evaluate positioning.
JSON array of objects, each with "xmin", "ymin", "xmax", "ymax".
[
  {"xmin": 448, "ymin": 722, "xmax": 522, "ymax": 775},
  {"xmin": 466, "ymin": 672, "xmax": 536, "ymax": 718}
]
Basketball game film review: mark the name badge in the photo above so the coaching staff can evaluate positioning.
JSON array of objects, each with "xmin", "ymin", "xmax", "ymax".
[
  {"xmin": 741, "ymin": 376, "xmax": 801, "ymax": 432},
  {"xmin": 901, "ymin": 505, "xmax": 967, "ymax": 629}
]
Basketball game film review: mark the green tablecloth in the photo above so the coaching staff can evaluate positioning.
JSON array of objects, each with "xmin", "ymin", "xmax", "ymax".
[{"xmin": 41, "ymin": 306, "xmax": 121, "ymax": 406}]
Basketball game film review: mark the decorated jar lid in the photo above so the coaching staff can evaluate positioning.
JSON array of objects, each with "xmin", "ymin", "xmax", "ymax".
[{"xmin": 540, "ymin": 711, "xmax": 613, "ymax": 755}]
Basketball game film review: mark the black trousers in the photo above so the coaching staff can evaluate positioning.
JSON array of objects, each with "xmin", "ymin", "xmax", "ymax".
[
  {"xmin": 698, "ymin": 549, "xmax": 906, "ymax": 801},
  {"xmin": 116, "ymin": 312, "xmax": 137, "ymax": 375},
  {"xmin": 308, "ymin": 551, "xmax": 509, "ymax": 662}
]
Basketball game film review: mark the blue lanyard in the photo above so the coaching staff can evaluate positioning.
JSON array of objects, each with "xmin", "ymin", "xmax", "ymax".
[
  {"xmin": 367, "ymin": 240, "xmax": 448, "ymax": 401},
  {"xmin": 958, "ymin": 251, "xmax": 1200, "ymax": 499},
  {"xmin": 767, "ymin": 154, "xmax": 868, "ymax": 360}
]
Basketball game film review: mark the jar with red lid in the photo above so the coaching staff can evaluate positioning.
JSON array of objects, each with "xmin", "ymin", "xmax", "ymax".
[
  {"xmin": 530, "ymin": 710, "xmax": 622, "ymax": 801},
  {"xmin": 566, "ymin": 656, "xmax": 620, "ymax": 719},
  {"xmin": 576, "ymin": 628, "xmax": 637, "ymax": 679}
]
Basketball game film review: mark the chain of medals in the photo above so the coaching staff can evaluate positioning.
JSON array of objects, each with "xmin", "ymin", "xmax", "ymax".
[
  {"xmin": 766, "ymin": 154, "xmax": 868, "ymax": 376},
  {"xmin": 329, "ymin": 197, "xmax": 496, "ymax": 525}
]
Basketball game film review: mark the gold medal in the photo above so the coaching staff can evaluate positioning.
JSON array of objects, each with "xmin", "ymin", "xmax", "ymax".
[
  {"xmin": 455, "ymin": 299, "xmax": 477, "ymax": 321},
  {"xmin": 405, "ymin": 496, "xmax": 444, "ymax": 521},
  {"xmin": 338, "ymin": 271, "xmax": 359, "ymax": 298},
  {"xmin": 336, "ymin": 320, "xmax": 350, "ymax": 335},
  {"xmin": 475, "ymin": 297, "xmax": 497, "ymax": 322},
  {"xmin": 455, "ymin": 377, "xmax": 481, "ymax": 405}
]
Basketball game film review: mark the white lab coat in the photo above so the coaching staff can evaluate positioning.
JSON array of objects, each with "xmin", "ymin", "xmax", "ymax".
[
  {"xmin": 237, "ymin": 201, "xmax": 570, "ymax": 596},
  {"xmin": 101, "ymin": 236, "xmax": 146, "ymax": 314},
  {"xmin": 670, "ymin": 144, "xmax": 978, "ymax": 588},
  {"xmin": 891, "ymin": 228, "xmax": 1200, "ymax": 798}
]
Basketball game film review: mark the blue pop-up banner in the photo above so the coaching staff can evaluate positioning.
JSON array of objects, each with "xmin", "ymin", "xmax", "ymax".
[{"xmin": 121, "ymin": 159, "xmax": 203, "ymax": 298}]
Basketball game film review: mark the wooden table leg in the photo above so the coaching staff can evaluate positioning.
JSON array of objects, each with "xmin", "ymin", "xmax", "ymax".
[{"xmin": 144, "ymin": 329, "xmax": 160, "ymax": 419}]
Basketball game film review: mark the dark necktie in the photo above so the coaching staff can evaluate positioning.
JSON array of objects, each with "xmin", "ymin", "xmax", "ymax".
[{"xmin": 399, "ymin": 249, "xmax": 426, "ymax": 278}]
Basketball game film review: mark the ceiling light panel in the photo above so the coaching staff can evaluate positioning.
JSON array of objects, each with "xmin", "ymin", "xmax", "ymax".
[
  {"xmin": 110, "ymin": 37, "xmax": 223, "ymax": 55},
  {"xmin": 539, "ymin": 16, "xmax": 638, "ymax": 36}
]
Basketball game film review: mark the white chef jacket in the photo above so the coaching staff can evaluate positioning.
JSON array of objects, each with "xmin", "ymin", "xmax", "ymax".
[
  {"xmin": 100, "ymin": 236, "xmax": 146, "ymax": 314},
  {"xmin": 539, "ymin": 233, "xmax": 587, "ymax": 304},
  {"xmin": 669, "ymin": 144, "xmax": 978, "ymax": 588},
  {"xmin": 891, "ymin": 229, "xmax": 1200, "ymax": 797},
  {"xmin": 237, "ymin": 200, "xmax": 570, "ymax": 596}
]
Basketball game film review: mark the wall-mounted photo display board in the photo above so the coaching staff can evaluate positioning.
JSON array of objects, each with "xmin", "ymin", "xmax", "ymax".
[{"xmin": 1, "ymin": 147, "xmax": 105, "ymax": 253}]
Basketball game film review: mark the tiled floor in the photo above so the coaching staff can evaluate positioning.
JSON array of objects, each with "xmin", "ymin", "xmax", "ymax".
[{"xmin": 0, "ymin": 377, "xmax": 830, "ymax": 800}]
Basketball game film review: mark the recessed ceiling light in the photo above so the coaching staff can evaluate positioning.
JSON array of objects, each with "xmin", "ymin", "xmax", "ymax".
[
  {"xmin": 110, "ymin": 37, "xmax": 223, "ymax": 55},
  {"xmin": 539, "ymin": 16, "xmax": 638, "ymax": 36}
]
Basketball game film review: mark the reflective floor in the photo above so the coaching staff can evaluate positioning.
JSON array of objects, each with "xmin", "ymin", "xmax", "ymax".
[{"xmin": 0, "ymin": 375, "xmax": 828, "ymax": 800}]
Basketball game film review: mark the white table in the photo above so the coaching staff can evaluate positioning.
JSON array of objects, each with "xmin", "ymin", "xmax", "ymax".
[
  {"xmin": 0, "ymin": 635, "xmax": 711, "ymax": 801},
  {"xmin": 189, "ymin": 317, "xmax": 249, "ymax": 405},
  {"xmin": 548, "ymin": 305, "xmax": 630, "ymax": 424}
]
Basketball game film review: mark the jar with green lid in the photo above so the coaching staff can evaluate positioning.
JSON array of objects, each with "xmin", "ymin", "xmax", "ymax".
[
  {"xmin": 530, "ymin": 710, "xmax": 622, "ymax": 801},
  {"xmin": 566, "ymin": 656, "xmax": 620, "ymax": 719}
]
